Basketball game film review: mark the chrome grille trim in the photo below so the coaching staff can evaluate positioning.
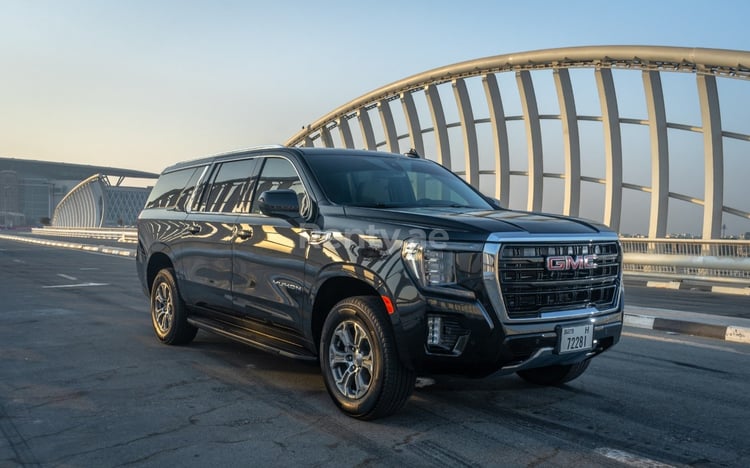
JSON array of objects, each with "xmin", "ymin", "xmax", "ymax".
[{"xmin": 482, "ymin": 233, "xmax": 623, "ymax": 325}]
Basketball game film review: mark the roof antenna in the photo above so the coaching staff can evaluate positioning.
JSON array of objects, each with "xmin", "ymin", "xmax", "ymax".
[{"xmin": 404, "ymin": 148, "xmax": 421, "ymax": 159}]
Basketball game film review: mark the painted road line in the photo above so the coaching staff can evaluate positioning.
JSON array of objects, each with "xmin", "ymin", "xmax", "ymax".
[
  {"xmin": 42, "ymin": 283, "xmax": 110, "ymax": 289},
  {"xmin": 594, "ymin": 447, "xmax": 675, "ymax": 468},
  {"xmin": 646, "ymin": 280, "xmax": 681, "ymax": 289},
  {"xmin": 712, "ymin": 285, "xmax": 750, "ymax": 296}
]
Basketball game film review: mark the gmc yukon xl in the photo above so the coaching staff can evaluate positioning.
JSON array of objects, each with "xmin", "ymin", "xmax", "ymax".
[{"xmin": 136, "ymin": 146, "xmax": 623, "ymax": 419}]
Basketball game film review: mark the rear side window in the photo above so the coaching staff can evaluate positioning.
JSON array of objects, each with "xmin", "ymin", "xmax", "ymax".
[
  {"xmin": 144, "ymin": 167, "xmax": 200, "ymax": 210},
  {"xmin": 174, "ymin": 167, "xmax": 205, "ymax": 212},
  {"xmin": 202, "ymin": 158, "xmax": 259, "ymax": 213}
]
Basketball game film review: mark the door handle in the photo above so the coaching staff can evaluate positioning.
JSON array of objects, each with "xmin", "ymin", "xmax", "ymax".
[
  {"xmin": 237, "ymin": 228, "xmax": 253, "ymax": 240},
  {"xmin": 309, "ymin": 231, "xmax": 332, "ymax": 245},
  {"xmin": 187, "ymin": 224, "xmax": 201, "ymax": 235}
]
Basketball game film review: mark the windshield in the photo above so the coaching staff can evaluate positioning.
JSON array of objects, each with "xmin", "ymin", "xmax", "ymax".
[{"xmin": 306, "ymin": 154, "xmax": 493, "ymax": 209}]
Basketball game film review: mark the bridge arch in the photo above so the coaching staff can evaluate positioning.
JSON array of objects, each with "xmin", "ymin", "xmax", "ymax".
[
  {"xmin": 285, "ymin": 45, "xmax": 750, "ymax": 239},
  {"xmin": 51, "ymin": 174, "xmax": 149, "ymax": 228}
]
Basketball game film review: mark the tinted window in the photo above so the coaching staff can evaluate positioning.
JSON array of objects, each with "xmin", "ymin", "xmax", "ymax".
[
  {"xmin": 145, "ymin": 167, "xmax": 200, "ymax": 209},
  {"xmin": 306, "ymin": 155, "xmax": 492, "ymax": 209},
  {"xmin": 174, "ymin": 166, "xmax": 205, "ymax": 212},
  {"xmin": 251, "ymin": 157, "xmax": 306, "ymax": 214},
  {"xmin": 203, "ymin": 158, "xmax": 259, "ymax": 213}
]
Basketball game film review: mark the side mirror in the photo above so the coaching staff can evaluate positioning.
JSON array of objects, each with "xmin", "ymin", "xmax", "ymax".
[{"xmin": 257, "ymin": 190, "xmax": 300, "ymax": 219}]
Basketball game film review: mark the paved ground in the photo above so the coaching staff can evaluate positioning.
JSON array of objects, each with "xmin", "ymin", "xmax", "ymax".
[{"xmin": 1, "ymin": 238, "xmax": 749, "ymax": 467}]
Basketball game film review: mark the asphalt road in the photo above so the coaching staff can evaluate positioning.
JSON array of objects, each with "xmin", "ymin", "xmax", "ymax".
[
  {"xmin": 1, "ymin": 239, "xmax": 749, "ymax": 467},
  {"xmin": 623, "ymin": 278, "xmax": 750, "ymax": 320}
]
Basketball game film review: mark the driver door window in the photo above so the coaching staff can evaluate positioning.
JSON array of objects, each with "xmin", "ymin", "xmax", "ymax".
[{"xmin": 251, "ymin": 157, "xmax": 306, "ymax": 214}]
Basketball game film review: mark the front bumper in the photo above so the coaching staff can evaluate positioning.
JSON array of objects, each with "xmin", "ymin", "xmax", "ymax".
[{"xmin": 403, "ymin": 292, "xmax": 623, "ymax": 376}]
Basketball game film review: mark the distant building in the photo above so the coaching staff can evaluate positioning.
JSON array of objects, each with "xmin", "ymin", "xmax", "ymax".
[
  {"xmin": 0, "ymin": 170, "xmax": 24, "ymax": 227},
  {"xmin": 0, "ymin": 157, "xmax": 157, "ymax": 228}
]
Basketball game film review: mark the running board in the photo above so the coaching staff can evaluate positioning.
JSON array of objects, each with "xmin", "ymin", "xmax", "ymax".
[{"xmin": 187, "ymin": 316, "xmax": 317, "ymax": 361}]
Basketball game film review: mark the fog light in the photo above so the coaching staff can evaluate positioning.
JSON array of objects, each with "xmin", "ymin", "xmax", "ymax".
[{"xmin": 427, "ymin": 315, "xmax": 443, "ymax": 346}]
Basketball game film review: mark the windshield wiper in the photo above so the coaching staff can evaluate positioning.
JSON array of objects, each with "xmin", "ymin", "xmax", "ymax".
[
  {"xmin": 347, "ymin": 202, "xmax": 398, "ymax": 208},
  {"xmin": 408, "ymin": 200, "xmax": 473, "ymax": 208}
]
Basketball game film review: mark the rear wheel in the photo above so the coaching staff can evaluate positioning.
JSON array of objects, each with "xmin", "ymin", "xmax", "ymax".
[
  {"xmin": 150, "ymin": 268, "xmax": 197, "ymax": 345},
  {"xmin": 320, "ymin": 296, "xmax": 415, "ymax": 420},
  {"xmin": 516, "ymin": 359, "xmax": 591, "ymax": 386}
]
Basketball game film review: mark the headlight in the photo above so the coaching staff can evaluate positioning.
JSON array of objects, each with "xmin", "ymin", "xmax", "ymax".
[{"xmin": 402, "ymin": 240, "xmax": 457, "ymax": 287}]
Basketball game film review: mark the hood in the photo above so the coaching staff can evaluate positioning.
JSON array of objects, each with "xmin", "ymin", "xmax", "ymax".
[{"xmin": 336, "ymin": 206, "xmax": 610, "ymax": 240}]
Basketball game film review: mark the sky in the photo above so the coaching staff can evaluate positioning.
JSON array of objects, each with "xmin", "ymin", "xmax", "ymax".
[{"xmin": 1, "ymin": 0, "xmax": 748, "ymax": 235}]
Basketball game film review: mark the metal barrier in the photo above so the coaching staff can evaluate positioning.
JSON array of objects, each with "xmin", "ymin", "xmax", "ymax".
[
  {"xmin": 30, "ymin": 226, "xmax": 138, "ymax": 243},
  {"xmin": 621, "ymin": 238, "xmax": 750, "ymax": 284}
]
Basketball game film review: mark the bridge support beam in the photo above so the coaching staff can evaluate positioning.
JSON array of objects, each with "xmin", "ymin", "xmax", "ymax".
[
  {"xmin": 643, "ymin": 71, "xmax": 670, "ymax": 238},
  {"xmin": 516, "ymin": 71, "xmax": 543, "ymax": 212},
  {"xmin": 553, "ymin": 68, "xmax": 581, "ymax": 217},
  {"xmin": 697, "ymin": 74, "xmax": 724, "ymax": 240},
  {"xmin": 596, "ymin": 68, "xmax": 623, "ymax": 232},
  {"xmin": 482, "ymin": 73, "xmax": 510, "ymax": 202}
]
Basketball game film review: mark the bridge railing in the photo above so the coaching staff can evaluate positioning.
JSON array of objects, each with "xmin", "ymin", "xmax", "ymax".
[
  {"xmin": 30, "ymin": 226, "xmax": 137, "ymax": 243},
  {"xmin": 621, "ymin": 238, "xmax": 750, "ymax": 284}
]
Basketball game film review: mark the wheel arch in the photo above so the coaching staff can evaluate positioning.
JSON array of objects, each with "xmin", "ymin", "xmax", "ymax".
[
  {"xmin": 146, "ymin": 251, "xmax": 175, "ymax": 294},
  {"xmin": 310, "ymin": 267, "xmax": 392, "ymax": 353}
]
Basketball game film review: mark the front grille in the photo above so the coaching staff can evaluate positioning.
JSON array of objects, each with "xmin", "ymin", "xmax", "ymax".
[{"xmin": 498, "ymin": 242, "xmax": 621, "ymax": 319}]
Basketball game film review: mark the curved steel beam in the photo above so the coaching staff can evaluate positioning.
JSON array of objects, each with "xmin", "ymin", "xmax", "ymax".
[
  {"xmin": 286, "ymin": 46, "xmax": 750, "ymax": 146},
  {"xmin": 553, "ymin": 68, "xmax": 581, "ymax": 217},
  {"xmin": 643, "ymin": 70, "xmax": 669, "ymax": 238}
]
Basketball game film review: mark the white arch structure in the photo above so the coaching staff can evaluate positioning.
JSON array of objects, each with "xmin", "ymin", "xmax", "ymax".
[
  {"xmin": 52, "ymin": 174, "xmax": 149, "ymax": 227},
  {"xmin": 285, "ymin": 45, "xmax": 750, "ymax": 240}
]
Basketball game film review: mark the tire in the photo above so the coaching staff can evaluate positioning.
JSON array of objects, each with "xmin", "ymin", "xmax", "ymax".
[
  {"xmin": 319, "ymin": 296, "xmax": 415, "ymax": 420},
  {"xmin": 150, "ymin": 268, "xmax": 197, "ymax": 345},
  {"xmin": 516, "ymin": 359, "xmax": 591, "ymax": 386}
]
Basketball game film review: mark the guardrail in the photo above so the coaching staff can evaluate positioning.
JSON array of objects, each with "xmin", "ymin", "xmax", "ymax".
[
  {"xmin": 22, "ymin": 228, "xmax": 750, "ymax": 285},
  {"xmin": 30, "ymin": 227, "xmax": 137, "ymax": 243},
  {"xmin": 621, "ymin": 238, "xmax": 750, "ymax": 284}
]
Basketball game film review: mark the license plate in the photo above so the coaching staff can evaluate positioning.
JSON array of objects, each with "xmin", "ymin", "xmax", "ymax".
[{"xmin": 557, "ymin": 323, "xmax": 594, "ymax": 354}]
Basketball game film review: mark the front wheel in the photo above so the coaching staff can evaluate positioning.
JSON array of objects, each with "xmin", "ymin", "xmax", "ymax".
[
  {"xmin": 150, "ymin": 268, "xmax": 197, "ymax": 345},
  {"xmin": 320, "ymin": 296, "xmax": 415, "ymax": 420},
  {"xmin": 516, "ymin": 359, "xmax": 591, "ymax": 386}
]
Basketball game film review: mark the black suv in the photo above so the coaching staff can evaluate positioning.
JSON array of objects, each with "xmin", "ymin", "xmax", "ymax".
[{"xmin": 137, "ymin": 146, "xmax": 623, "ymax": 419}]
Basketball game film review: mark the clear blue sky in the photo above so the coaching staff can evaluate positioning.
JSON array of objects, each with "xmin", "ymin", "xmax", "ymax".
[{"xmin": 1, "ymin": 0, "xmax": 748, "ymax": 234}]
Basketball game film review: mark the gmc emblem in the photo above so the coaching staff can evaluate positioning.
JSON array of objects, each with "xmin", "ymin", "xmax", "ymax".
[{"xmin": 546, "ymin": 255, "xmax": 598, "ymax": 271}]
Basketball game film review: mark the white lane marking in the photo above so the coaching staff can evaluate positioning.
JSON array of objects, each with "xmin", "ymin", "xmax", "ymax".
[
  {"xmin": 42, "ymin": 283, "xmax": 109, "ymax": 289},
  {"xmin": 57, "ymin": 274, "xmax": 78, "ymax": 281},
  {"xmin": 622, "ymin": 331, "xmax": 750, "ymax": 356},
  {"xmin": 594, "ymin": 447, "xmax": 676, "ymax": 467},
  {"xmin": 646, "ymin": 280, "xmax": 681, "ymax": 289},
  {"xmin": 711, "ymin": 285, "xmax": 750, "ymax": 296}
]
